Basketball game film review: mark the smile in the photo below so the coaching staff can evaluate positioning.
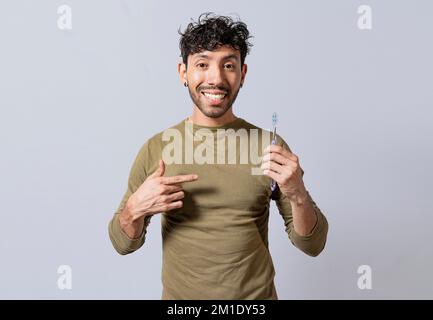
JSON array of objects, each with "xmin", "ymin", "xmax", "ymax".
[
  {"xmin": 201, "ymin": 92, "xmax": 227, "ymax": 100},
  {"xmin": 201, "ymin": 92, "xmax": 227, "ymax": 105}
]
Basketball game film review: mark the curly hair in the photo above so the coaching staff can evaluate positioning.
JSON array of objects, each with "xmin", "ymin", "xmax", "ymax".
[{"xmin": 178, "ymin": 12, "xmax": 253, "ymax": 67}]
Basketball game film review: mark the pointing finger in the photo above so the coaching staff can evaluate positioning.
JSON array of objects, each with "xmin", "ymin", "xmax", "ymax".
[{"xmin": 161, "ymin": 174, "xmax": 199, "ymax": 185}]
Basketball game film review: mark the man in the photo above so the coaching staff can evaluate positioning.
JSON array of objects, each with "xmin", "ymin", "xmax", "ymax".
[{"xmin": 108, "ymin": 12, "xmax": 328, "ymax": 299}]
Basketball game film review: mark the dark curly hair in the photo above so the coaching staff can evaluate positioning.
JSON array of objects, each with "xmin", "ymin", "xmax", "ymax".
[{"xmin": 178, "ymin": 12, "xmax": 253, "ymax": 68}]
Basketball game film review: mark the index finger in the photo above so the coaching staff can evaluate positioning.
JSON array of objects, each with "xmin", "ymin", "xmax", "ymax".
[
  {"xmin": 264, "ymin": 144, "xmax": 288, "ymax": 155},
  {"xmin": 264, "ymin": 144, "xmax": 297, "ymax": 161},
  {"xmin": 160, "ymin": 174, "xmax": 199, "ymax": 185}
]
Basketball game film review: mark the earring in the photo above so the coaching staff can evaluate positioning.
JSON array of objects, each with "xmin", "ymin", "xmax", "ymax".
[{"xmin": 184, "ymin": 82, "xmax": 188, "ymax": 87}]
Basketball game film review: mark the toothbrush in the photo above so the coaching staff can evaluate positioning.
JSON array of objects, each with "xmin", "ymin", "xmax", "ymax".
[{"xmin": 270, "ymin": 112, "xmax": 277, "ymax": 192}]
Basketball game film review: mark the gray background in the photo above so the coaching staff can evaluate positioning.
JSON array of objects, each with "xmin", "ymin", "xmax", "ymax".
[{"xmin": 0, "ymin": 0, "xmax": 432, "ymax": 299}]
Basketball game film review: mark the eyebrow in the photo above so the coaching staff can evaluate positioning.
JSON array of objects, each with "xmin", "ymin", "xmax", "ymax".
[{"xmin": 193, "ymin": 53, "xmax": 239, "ymax": 62}]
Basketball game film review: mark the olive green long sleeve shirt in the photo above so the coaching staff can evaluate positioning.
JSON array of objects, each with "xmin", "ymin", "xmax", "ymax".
[{"xmin": 108, "ymin": 117, "xmax": 328, "ymax": 299}]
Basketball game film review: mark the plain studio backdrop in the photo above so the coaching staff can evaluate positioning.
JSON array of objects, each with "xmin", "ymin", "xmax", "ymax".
[{"xmin": 0, "ymin": 0, "xmax": 432, "ymax": 299}]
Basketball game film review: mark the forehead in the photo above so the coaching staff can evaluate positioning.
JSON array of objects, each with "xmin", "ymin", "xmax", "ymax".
[{"xmin": 189, "ymin": 45, "xmax": 240, "ymax": 61}]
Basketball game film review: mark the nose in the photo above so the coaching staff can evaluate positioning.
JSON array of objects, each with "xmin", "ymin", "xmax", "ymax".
[{"xmin": 206, "ymin": 65, "xmax": 224, "ymax": 86}]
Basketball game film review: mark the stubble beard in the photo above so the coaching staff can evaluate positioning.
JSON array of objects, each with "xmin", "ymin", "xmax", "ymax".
[{"xmin": 188, "ymin": 85, "xmax": 241, "ymax": 119}]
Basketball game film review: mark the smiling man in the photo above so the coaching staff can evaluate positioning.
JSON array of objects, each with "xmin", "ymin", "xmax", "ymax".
[
  {"xmin": 181, "ymin": 47, "xmax": 243, "ymax": 122},
  {"xmin": 108, "ymin": 12, "xmax": 329, "ymax": 300}
]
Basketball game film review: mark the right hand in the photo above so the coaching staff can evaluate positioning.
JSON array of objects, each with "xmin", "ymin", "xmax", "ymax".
[{"xmin": 124, "ymin": 159, "xmax": 198, "ymax": 222}]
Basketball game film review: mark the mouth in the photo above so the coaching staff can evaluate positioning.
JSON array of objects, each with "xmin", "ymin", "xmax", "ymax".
[{"xmin": 201, "ymin": 91, "xmax": 227, "ymax": 105}]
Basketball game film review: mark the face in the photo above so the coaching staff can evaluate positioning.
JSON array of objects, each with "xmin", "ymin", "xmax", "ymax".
[{"xmin": 179, "ymin": 45, "xmax": 247, "ymax": 119}]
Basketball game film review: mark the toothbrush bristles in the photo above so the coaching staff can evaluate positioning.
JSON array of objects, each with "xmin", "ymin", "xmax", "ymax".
[{"xmin": 272, "ymin": 112, "xmax": 277, "ymax": 126}]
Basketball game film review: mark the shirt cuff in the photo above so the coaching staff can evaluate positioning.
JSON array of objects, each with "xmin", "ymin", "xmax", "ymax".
[
  {"xmin": 109, "ymin": 214, "xmax": 145, "ymax": 253},
  {"xmin": 289, "ymin": 208, "xmax": 328, "ymax": 257}
]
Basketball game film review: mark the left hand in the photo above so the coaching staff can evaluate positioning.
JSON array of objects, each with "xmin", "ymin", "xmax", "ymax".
[{"xmin": 261, "ymin": 145, "xmax": 308, "ymax": 202}]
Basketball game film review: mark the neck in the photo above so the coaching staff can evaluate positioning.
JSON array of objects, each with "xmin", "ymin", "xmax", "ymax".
[{"xmin": 189, "ymin": 106, "xmax": 238, "ymax": 127}]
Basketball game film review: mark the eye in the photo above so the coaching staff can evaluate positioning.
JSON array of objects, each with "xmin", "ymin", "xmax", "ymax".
[
  {"xmin": 197, "ymin": 63, "xmax": 207, "ymax": 68},
  {"xmin": 224, "ymin": 64, "xmax": 234, "ymax": 69}
]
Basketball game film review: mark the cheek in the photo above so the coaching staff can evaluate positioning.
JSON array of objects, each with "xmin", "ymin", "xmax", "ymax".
[
  {"xmin": 189, "ymin": 72, "xmax": 204, "ymax": 86},
  {"xmin": 228, "ymin": 74, "xmax": 242, "ymax": 87}
]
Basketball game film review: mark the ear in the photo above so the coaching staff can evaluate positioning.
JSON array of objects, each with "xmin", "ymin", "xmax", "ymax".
[
  {"xmin": 240, "ymin": 63, "xmax": 248, "ymax": 87},
  {"xmin": 178, "ymin": 62, "xmax": 187, "ymax": 85}
]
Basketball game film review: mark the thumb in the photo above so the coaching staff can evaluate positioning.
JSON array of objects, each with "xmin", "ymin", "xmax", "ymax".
[{"xmin": 149, "ymin": 159, "xmax": 165, "ymax": 178}]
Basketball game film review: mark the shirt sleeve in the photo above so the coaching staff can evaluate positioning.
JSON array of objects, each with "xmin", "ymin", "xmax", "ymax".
[
  {"xmin": 271, "ymin": 135, "xmax": 329, "ymax": 257},
  {"xmin": 108, "ymin": 141, "xmax": 153, "ymax": 255}
]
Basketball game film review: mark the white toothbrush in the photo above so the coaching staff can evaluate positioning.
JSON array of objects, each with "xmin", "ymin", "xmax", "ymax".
[{"xmin": 270, "ymin": 112, "xmax": 277, "ymax": 192}]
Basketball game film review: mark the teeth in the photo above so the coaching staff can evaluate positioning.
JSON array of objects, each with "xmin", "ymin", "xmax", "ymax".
[{"xmin": 203, "ymin": 92, "xmax": 226, "ymax": 100}]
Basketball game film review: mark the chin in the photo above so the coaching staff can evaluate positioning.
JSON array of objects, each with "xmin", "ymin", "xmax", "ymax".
[{"xmin": 202, "ymin": 106, "xmax": 231, "ymax": 118}]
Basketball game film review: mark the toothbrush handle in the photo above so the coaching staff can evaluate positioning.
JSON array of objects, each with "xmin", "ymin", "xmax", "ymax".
[{"xmin": 270, "ymin": 138, "xmax": 277, "ymax": 191}]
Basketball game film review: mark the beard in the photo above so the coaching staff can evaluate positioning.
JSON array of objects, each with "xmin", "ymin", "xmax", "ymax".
[{"xmin": 188, "ymin": 84, "xmax": 241, "ymax": 119}]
